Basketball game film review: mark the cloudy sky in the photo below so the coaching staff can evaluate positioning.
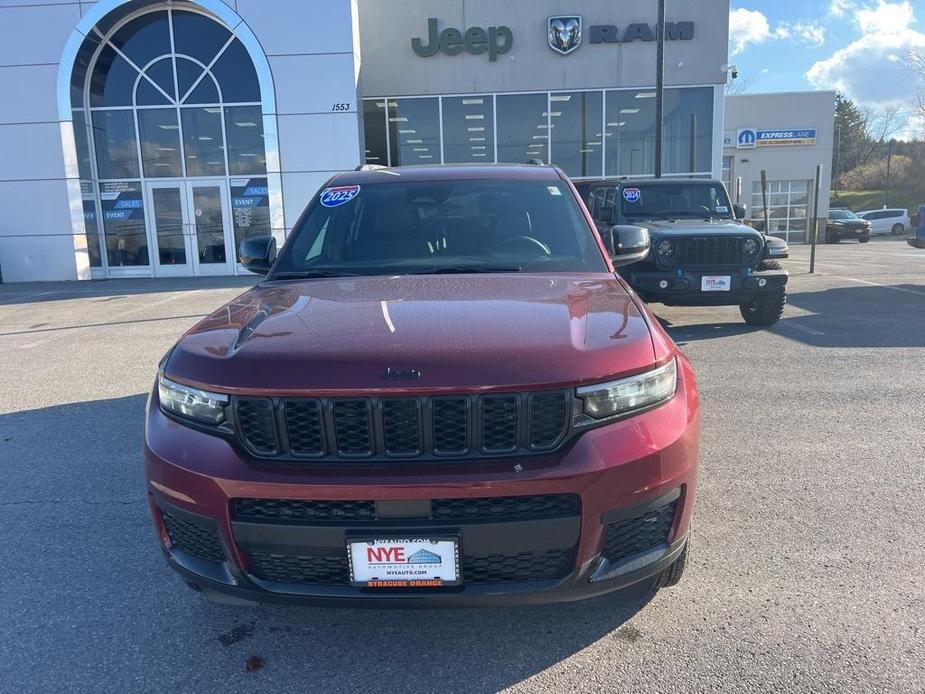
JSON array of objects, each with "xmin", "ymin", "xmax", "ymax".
[{"xmin": 729, "ymin": 0, "xmax": 925, "ymax": 135}]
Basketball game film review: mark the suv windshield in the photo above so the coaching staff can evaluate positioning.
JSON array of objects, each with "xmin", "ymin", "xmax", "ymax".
[
  {"xmin": 830, "ymin": 209, "xmax": 859, "ymax": 220},
  {"xmin": 271, "ymin": 179, "xmax": 608, "ymax": 278},
  {"xmin": 619, "ymin": 183, "xmax": 733, "ymax": 221}
]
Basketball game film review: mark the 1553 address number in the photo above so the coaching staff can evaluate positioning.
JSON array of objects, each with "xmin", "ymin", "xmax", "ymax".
[{"xmin": 331, "ymin": 102, "xmax": 352, "ymax": 112}]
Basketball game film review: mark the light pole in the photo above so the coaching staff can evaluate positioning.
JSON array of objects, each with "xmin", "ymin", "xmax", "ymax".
[{"xmin": 653, "ymin": 0, "xmax": 666, "ymax": 178}]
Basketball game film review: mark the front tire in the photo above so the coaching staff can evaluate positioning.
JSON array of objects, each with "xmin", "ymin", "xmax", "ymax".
[
  {"xmin": 739, "ymin": 260, "xmax": 786, "ymax": 326},
  {"xmin": 891, "ymin": 223, "xmax": 905, "ymax": 235},
  {"xmin": 859, "ymin": 234, "xmax": 870, "ymax": 243},
  {"xmin": 657, "ymin": 542, "xmax": 688, "ymax": 589}
]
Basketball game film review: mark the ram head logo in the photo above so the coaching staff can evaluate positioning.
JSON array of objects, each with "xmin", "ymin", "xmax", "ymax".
[{"xmin": 548, "ymin": 16, "xmax": 582, "ymax": 55}]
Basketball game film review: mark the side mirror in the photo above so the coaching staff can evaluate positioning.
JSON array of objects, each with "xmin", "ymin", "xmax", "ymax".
[
  {"xmin": 239, "ymin": 235, "xmax": 277, "ymax": 275},
  {"xmin": 912, "ymin": 213, "xmax": 920, "ymax": 227},
  {"xmin": 733, "ymin": 203, "xmax": 746, "ymax": 220},
  {"xmin": 598, "ymin": 205, "xmax": 615, "ymax": 224},
  {"xmin": 608, "ymin": 225, "xmax": 650, "ymax": 267}
]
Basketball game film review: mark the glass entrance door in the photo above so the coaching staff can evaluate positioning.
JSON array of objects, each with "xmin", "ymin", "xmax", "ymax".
[
  {"xmin": 144, "ymin": 180, "xmax": 234, "ymax": 277},
  {"xmin": 186, "ymin": 182, "xmax": 234, "ymax": 276}
]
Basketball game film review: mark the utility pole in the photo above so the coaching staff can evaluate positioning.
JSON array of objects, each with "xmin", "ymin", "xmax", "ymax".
[
  {"xmin": 653, "ymin": 0, "xmax": 666, "ymax": 178},
  {"xmin": 884, "ymin": 139, "xmax": 894, "ymax": 208},
  {"xmin": 833, "ymin": 123, "xmax": 841, "ymax": 197}
]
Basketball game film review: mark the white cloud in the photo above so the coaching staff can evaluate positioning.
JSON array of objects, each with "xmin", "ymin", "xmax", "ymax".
[
  {"xmin": 729, "ymin": 9, "xmax": 826, "ymax": 56},
  {"xmin": 806, "ymin": 1, "xmax": 925, "ymax": 110},
  {"xmin": 829, "ymin": 0, "xmax": 856, "ymax": 17}
]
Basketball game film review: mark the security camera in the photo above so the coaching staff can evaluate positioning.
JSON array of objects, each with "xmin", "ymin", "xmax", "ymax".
[{"xmin": 722, "ymin": 64, "xmax": 739, "ymax": 79}]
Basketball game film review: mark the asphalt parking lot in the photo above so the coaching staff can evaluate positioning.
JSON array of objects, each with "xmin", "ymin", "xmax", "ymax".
[{"xmin": 1, "ymin": 235, "xmax": 923, "ymax": 693}]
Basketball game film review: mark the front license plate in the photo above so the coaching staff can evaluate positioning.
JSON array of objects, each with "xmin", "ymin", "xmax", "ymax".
[
  {"xmin": 701, "ymin": 275, "xmax": 732, "ymax": 291},
  {"xmin": 347, "ymin": 537, "xmax": 460, "ymax": 587}
]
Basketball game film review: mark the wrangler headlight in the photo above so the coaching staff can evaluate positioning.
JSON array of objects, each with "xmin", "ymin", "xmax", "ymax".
[
  {"xmin": 742, "ymin": 238, "xmax": 759, "ymax": 258},
  {"xmin": 158, "ymin": 374, "xmax": 228, "ymax": 425},
  {"xmin": 575, "ymin": 359, "xmax": 677, "ymax": 420},
  {"xmin": 655, "ymin": 239, "xmax": 675, "ymax": 258}
]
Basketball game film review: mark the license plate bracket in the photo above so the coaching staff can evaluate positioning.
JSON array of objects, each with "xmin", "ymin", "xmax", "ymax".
[{"xmin": 347, "ymin": 536, "xmax": 461, "ymax": 588}]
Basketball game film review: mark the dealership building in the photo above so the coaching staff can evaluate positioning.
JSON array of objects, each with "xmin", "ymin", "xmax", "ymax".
[
  {"xmin": 723, "ymin": 91, "xmax": 836, "ymax": 244},
  {"xmin": 0, "ymin": 0, "xmax": 732, "ymax": 283}
]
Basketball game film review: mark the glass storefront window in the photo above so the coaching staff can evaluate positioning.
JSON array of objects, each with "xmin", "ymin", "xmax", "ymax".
[
  {"xmin": 442, "ymin": 96, "xmax": 495, "ymax": 164},
  {"xmin": 72, "ymin": 110, "xmax": 94, "ymax": 180},
  {"xmin": 100, "ymin": 181, "xmax": 148, "ymax": 266},
  {"xmin": 80, "ymin": 181, "xmax": 103, "ymax": 267},
  {"xmin": 604, "ymin": 89, "xmax": 656, "ymax": 176},
  {"xmin": 230, "ymin": 177, "xmax": 271, "ymax": 261},
  {"xmin": 662, "ymin": 87, "xmax": 713, "ymax": 174},
  {"xmin": 137, "ymin": 108, "xmax": 183, "ymax": 177},
  {"xmin": 388, "ymin": 98, "xmax": 440, "ymax": 165},
  {"xmin": 210, "ymin": 39, "xmax": 261, "ymax": 103},
  {"xmin": 362, "ymin": 100, "xmax": 388, "ymax": 165},
  {"xmin": 181, "ymin": 107, "xmax": 226, "ymax": 176},
  {"xmin": 92, "ymin": 109, "xmax": 140, "ymax": 179},
  {"xmin": 225, "ymin": 106, "xmax": 267, "ymax": 175},
  {"xmin": 496, "ymin": 93, "xmax": 547, "ymax": 165},
  {"xmin": 550, "ymin": 91, "xmax": 602, "ymax": 178}
]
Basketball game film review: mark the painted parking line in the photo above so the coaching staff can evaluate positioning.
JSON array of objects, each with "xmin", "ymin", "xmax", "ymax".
[
  {"xmin": 835, "ymin": 276, "xmax": 925, "ymax": 298},
  {"xmin": 776, "ymin": 322, "xmax": 825, "ymax": 336}
]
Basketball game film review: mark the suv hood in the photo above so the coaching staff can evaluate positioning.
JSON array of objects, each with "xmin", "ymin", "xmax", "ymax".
[
  {"xmin": 635, "ymin": 219, "xmax": 757, "ymax": 236},
  {"xmin": 165, "ymin": 274, "xmax": 656, "ymax": 393}
]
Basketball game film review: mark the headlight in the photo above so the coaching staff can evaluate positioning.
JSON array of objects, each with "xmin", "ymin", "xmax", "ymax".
[
  {"xmin": 576, "ymin": 359, "xmax": 677, "ymax": 420},
  {"xmin": 742, "ymin": 238, "xmax": 759, "ymax": 258},
  {"xmin": 655, "ymin": 239, "xmax": 675, "ymax": 257},
  {"xmin": 158, "ymin": 374, "xmax": 228, "ymax": 425}
]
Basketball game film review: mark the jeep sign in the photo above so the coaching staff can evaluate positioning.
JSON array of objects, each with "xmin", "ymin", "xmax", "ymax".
[{"xmin": 411, "ymin": 18, "xmax": 513, "ymax": 62}]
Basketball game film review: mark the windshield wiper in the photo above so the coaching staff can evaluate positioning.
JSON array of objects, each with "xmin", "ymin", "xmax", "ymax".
[
  {"xmin": 411, "ymin": 264, "xmax": 523, "ymax": 275},
  {"xmin": 270, "ymin": 269, "xmax": 363, "ymax": 280}
]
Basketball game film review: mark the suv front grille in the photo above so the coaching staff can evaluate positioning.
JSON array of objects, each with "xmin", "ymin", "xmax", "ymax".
[
  {"xmin": 233, "ymin": 391, "xmax": 571, "ymax": 461},
  {"xmin": 679, "ymin": 236, "xmax": 744, "ymax": 266}
]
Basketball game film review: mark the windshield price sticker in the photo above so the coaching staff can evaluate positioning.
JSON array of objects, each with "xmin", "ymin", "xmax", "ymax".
[
  {"xmin": 623, "ymin": 187, "xmax": 641, "ymax": 203},
  {"xmin": 716, "ymin": 205, "xmax": 729, "ymax": 213},
  {"xmin": 320, "ymin": 185, "xmax": 361, "ymax": 207}
]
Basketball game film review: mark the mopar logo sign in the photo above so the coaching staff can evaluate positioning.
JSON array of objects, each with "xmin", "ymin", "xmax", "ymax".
[
  {"xmin": 548, "ymin": 16, "xmax": 582, "ymax": 55},
  {"xmin": 736, "ymin": 128, "xmax": 817, "ymax": 148},
  {"xmin": 737, "ymin": 129, "xmax": 757, "ymax": 149}
]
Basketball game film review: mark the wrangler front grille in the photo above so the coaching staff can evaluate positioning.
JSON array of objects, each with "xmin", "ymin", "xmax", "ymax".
[
  {"xmin": 679, "ymin": 236, "xmax": 745, "ymax": 265},
  {"xmin": 233, "ymin": 391, "xmax": 571, "ymax": 461}
]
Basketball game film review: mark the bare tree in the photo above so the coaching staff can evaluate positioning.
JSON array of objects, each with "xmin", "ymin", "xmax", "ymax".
[
  {"xmin": 905, "ymin": 48, "xmax": 925, "ymax": 119},
  {"xmin": 856, "ymin": 105, "xmax": 905, "ymax": 165},
  {"xmin": 724, "ymin": 76, "xmax": 755, "ymax": 96}
]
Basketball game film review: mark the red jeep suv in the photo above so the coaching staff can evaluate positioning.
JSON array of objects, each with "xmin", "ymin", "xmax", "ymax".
[{"xmin": 144, "ymin": 164, "xmax": 699, "ymax": 606}]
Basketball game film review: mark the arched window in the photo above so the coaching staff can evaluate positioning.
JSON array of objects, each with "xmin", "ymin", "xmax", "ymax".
[{"xmin": 69, "ymin": 6, "xmax": 271, "ymax": 272}]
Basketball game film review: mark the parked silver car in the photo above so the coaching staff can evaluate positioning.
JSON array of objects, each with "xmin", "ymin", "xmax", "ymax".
[{"xmin": 857, "ymin": 208, "xmax": 910, "ymax": 236}]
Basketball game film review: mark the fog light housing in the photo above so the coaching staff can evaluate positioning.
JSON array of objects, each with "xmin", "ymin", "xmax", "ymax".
[
  {"xmin": 659, "ymin": 279, "xmax": 669, "ymax": 289},
  {"xmin": 758, "ymin": 278, "xmax": 767, "ymax": 287}
]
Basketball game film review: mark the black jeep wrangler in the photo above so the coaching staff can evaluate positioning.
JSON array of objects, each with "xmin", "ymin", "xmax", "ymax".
[{"xmin": 577, "ymin": 178, "xmax": 789, "ymax": 326}]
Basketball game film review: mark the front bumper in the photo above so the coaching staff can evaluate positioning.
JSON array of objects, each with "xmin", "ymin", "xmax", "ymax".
[
  {"xmin": 628, "ymin": 266, "xmax": 788, "ymax": 306},
  {"xmin": 829, "ymin": 224, "xmax": 870, "ymax": 239},
  {"xmin": 144, "ymin": 359, "xmax": 699, "ymax": 606}
]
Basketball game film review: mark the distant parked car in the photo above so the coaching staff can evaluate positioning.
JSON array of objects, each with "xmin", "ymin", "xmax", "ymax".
[
  {"xmin": 910, "ymin": 205, "xmax": 925, "ymax": 249},
  {"xmin": 857, "ymin": 208, "xmax": 909, "ymax": 236},
  {"xmin": 825, "ymin": 209, "xmax": 872, "ymax": 243}
]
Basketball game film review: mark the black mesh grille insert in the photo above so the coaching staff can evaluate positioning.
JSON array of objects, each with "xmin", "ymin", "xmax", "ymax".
[
  {"xmin": 233, "ymin": 498, "xmax": 376, "ymax": 522},
  {"xmin": 236, "ymin": 398, "xmax": 277, "ymax": 455},
  {"xmin": 481, "ymin": 396, "xmax": 519, "ymax": 452},
  {"xmin": 333, "ymin": 399, "xmax": 372, "ymax": 455},
  {"xmin": 602, "ymin": 499, "xmax": 678, "ymax": 565},
  {"xmin": 431, "ymin": 494, "xmax": 580, "ymax": 521},
  {"xmin": 160, "ymin": 509, "xmax": 224, "ymax": 563},
  {"xmin": 283, "ymin": 399, "xmax": 324, "ymax": 456},
  {"xmin": 246, "ymin": 549, "xmax": 573, "ymax": 586},
  {"xmin": 461, "ymin": 549, "xmax": 574, "ymax": 583},
  {"xmin": 432, "ymin": 398, "xmax": 469, "ymax": 454},
  {"xmin": 381, "ymin": 399, "xmax": 421, "ymax": 454},
  {"xmin": 530, "ymin": 392, "xmax": 568, "ymax": 448},
  {"xmin": 249, "ymin": 551, "xmax": 349, "ymax": 585},
  {"xmin": 681, "ymin": 236, "xmax": 743, "ymax": 266},
  {"xmin": 232, "ymin": 494, "xmax": 578, "ymax": 523}
]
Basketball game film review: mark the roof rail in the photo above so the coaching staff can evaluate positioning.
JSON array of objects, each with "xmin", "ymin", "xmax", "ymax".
[{"xmin": 355, "ymin": 164, "xmax": 388, "ymax": 171}]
